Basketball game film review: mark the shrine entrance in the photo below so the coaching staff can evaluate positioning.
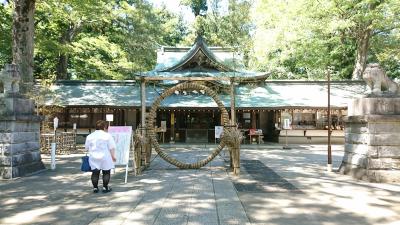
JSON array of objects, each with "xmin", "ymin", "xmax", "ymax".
[{"xmin": 146, "ymin": 82, "xmax": 230, "ymax": 169}]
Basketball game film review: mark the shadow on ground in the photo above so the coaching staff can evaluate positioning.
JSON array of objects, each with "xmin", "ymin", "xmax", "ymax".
[{"xmin": 0, "ymin": 145, "xmax": 399, "ymax": 225}]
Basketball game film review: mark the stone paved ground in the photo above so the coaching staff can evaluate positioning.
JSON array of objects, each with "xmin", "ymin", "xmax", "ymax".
[{"xmin": 1, "ymin": 144, "xmax": 400, "ymax": 225}]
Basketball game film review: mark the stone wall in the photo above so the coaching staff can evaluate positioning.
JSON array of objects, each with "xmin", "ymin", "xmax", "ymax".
[
  {"xmin": 340, "ymin": 97, "xmax": 400, "ymax": 182},
  {"xmin": 0, "ymin": 120, "xmax": 45, "ymax": 179}
]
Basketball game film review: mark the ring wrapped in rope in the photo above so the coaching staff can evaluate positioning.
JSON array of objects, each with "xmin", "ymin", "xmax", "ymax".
[{"xmin": 146, "ymin": 82, "xmax": 229, "ymax": 169}]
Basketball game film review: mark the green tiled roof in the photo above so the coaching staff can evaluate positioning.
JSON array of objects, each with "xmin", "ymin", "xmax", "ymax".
[
  {"xmin": 154, "ymin": 36, "xmax": 244, "ymax": 72},
  {"xmin": 44, "ymin": 80, "xmax": 367, "ymax": 109}
]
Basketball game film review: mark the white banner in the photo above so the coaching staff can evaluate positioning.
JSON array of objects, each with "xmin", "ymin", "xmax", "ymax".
[
  {"xmin": 161, "ymin": 121, "xmax": 166, "ymax": 131},
  {"xmin": 283, "ymin": 119, "xmax": 291, "ymax": 130},
  {"xmin": 215, "ymin": 126, "xmax": 223, "ymax": 138}
]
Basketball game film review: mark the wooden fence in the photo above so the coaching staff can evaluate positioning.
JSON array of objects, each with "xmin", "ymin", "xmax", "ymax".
[{"xmin": 40, "ymin": 132, "xmax": 77, "ymax": 154}]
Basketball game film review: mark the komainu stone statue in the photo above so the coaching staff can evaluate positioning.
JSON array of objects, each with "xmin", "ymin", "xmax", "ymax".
[
  {"xmin": 363, "ymin": 63, "xmax": 399, "ymax": 95},
  {"xmin": 0, "ymin": 64, "xmax": 20, "ymax": 94},
  {"xmin": 341, "ymin": 63, "xmax": 400, "ymax": 183}
]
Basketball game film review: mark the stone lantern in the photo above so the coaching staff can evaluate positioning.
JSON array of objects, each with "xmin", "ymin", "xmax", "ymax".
[{"xmin": 0, "ymin": 64, "xmax": 45, "ymax": 179}]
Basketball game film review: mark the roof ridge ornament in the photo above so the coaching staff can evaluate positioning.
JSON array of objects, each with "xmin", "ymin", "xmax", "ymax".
[{"xmin": 194, "ymin": 35, "xmax": 205, "ymax": 46}]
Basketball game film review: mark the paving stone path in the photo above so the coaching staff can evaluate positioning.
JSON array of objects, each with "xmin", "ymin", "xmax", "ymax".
[{"xmin": 1, "ymin": 144, "xmax": 400, "ymax": 225}]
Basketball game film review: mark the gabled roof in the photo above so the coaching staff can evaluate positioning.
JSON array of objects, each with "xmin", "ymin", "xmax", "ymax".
[
  {"xmin": 146, "ymin": 36, "xmax": 269, "ymax": 84},
  {"xmin": 154, "ymin": 36, "xmax": 240, "ymax": 72}
]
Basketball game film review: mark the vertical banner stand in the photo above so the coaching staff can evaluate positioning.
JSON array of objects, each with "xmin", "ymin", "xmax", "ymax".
[
  {"xmin": 51, "ymin": 117, "xmax": 59, "ymax": 170},
  {"xmin": 283, "ymin": 118, "xmax": 291, "ymax": 149},
  {"xmin": 51, "ymin": 143, "xmax": 56, "ymax": 170}
]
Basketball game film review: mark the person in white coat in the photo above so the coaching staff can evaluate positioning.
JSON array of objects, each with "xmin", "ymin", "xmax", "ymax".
[{"xmin": 85, "ymin": 120, "xmax": 116, "ymax": 193}]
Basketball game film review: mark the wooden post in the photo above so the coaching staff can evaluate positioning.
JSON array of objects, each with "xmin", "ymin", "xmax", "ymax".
[
  {"xmin": 170, "ymin": 112, "xmax": 175, "ymax": 143},
  {"xmin": 230, "ymin": 77, "xmax": 236, "ymax": 125},
  {"xmin": 251, "ymin": 111, "xmax": 256, "ymax": 129},
  {"xmin": 140, "ymin": 78, "xmax": 149, "ymax": 165},
  {"xmin": 140, "ymin": 78, "xmax": 146, "ymax": 135},
  {"xmin": 327, "ymin": 69, "xmax": 332, "ymax": 172},
  {"xmin": 230, "ymin": 78, "xmax": 240, "ymax": 175}
]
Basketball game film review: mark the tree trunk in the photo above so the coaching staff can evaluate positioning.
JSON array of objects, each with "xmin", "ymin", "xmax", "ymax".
[
  {"xmin": 56, "ymin": 53, "xmax": 69, "ymax": 80},
  {"xmin": 12, "ymin": 0, "xmax": 35, "ymax": 93},
  {"xmin": 56, "ymin": 25, "xmax": 76, "ymax": 80},
  {"xmin": 351, "ymin": 29, "xmax": 372, "ymax": 80}
]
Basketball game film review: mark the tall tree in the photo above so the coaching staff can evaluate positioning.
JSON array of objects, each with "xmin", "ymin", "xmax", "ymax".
[
  {"xmin": 12, "ymin": 0, "xmax": 35, "ymax": 92},
  {"xmin": 35, "ymin": 0, "xmax": 113, "ymax": 80},
  {"xmin": 337, "ymin": 0, "xmax": 400, "ymax": 79},
  {"xmin": 251, "ymin": 0, "xmax": 400, "ymax": 80},
  {"xmin": 0, "ymin": 3, "xmax": 12, "ymax": 67},
  {"xmin": 181, "ymin": 0, "xmax": 253, "ymax": 66},
  {"xmin": 155, "ymin": 5, "xmax": 188, "ymax": 46},
  {"xmin": 33, "ymin": 0, "xmax": 179, "ymax": 80},
  {"xmin": 181, "ymin": 0, "xmax": 207, "ymax": 17}
]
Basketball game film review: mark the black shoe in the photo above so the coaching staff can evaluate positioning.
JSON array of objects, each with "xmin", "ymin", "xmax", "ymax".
[
  {"xmin": 102, "ymin": 187, "xmax": 112, "ymax": 193},
  {"xmin": 93, "ymin": 188, "xmax": 99, "ymax": 193}
]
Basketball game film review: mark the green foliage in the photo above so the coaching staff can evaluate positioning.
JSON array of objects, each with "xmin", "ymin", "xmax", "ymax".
[
  {"xmin": 33, "ymin": 0, "xmax": 185, "ymax": 80},
  {"xmin": 155, "ymin": 6, "xmax": 188, "ymax": 46},
  {"xmin": 251, "ymin": 0, "xmax": 400, "ymax": 80},
  {"xmin": 182, "ymin": 0, "xmax": 253, "ymax": 66},
  {"xmin": 0, "ymin": 3, "xmax": 12, "ymax": 67},
  {"xmin": 3, "ymin": 0, "xmax": 398, "ymax": 81},
  {"xmin": 181, "ymin": 0, "xmax": 208, "ymax": 17}
]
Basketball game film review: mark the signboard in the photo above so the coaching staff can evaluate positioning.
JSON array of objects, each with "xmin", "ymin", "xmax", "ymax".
[
  {"xmin": 161, "ymin": 121, "xmax": 166, "ymax": 132},
  {"xmin": 283, "ymin": 119, "xmax": 291, "ymax": 130},
  {"xmin": 215, "ymin": 126, "xmax": 223, "ymax": 138},
  {"xmin": 108, "ymin": 126, "xmax": 133, "ymax": 183},
  {"xmin": 108, "ymin": 126, "xmax": 132, "ymax": 165},
  {"xmin": 106, "ymin": 114, "xmax": 114, "ymax": 122},
  {"xmin": 53, "ymin": 117, "xmax": 59, "ymax": 130}
]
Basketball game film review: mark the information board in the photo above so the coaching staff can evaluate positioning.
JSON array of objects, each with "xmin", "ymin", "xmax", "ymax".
[
  {"xmin": 108, "ymin": 126, "xmax": 132, "ymax": 165},
  {"xmin": 215, "ymin": 126, "xmax": 223, "ymax": 138},
  {"xmin": 108, "ymin": 126, "xmax": 133, "ymax": 183}
]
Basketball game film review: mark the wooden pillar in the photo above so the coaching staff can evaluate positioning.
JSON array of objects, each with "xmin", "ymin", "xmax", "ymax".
[
  {"xmin": 140, "ymin": 78, "xmax": 146, "ymax": 133},
  {"xmin": 77, "ymin": 108, "xmax": 81, "ymax": 128},
  {"xmin": 291, "ymin": 109, "xmax": 294, "ymax": 126},
  {"xmin": 327, "ymin": 70, "xmax": 332, "ymax": 170},
  {"xmin": 170, "ymin": 111, "xmax": 175, "ymax": 143},
  {"xmin": 64, "ymin": 108, "xmax": 68, "ymax": 130},
  {"xmin": 89, "ymin": 108, "xmax": 94, "ymax": 128},
  {"xmin": 140, "ymin": 78, "xmax": 150, "ymax": 165},
  {"xmin": 230, "ymin": 77, "xmax": 236, "ymax": 125},
  {"xmin": 251, "ymin": 111, "xmax": 256, "ymax": 128}
]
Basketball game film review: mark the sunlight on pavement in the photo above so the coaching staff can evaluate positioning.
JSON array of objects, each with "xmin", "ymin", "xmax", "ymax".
[{"xmin": 3, "ymin": 206, "xmax": 59, "ymax": 224}]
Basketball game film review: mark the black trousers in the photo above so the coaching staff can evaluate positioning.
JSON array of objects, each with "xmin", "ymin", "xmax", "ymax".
[{"xmin": 91, "ymin": 169, "xmax": 111, "ymax": 189}]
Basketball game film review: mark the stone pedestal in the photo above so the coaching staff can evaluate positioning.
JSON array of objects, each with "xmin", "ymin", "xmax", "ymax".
[
  {"xmin": 0, "ymin": 64, "xmax": 45, "ymax": 179},
  {"xmin": 339, "ymin": 97, "xmax": 400, "ymax": 182}
]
